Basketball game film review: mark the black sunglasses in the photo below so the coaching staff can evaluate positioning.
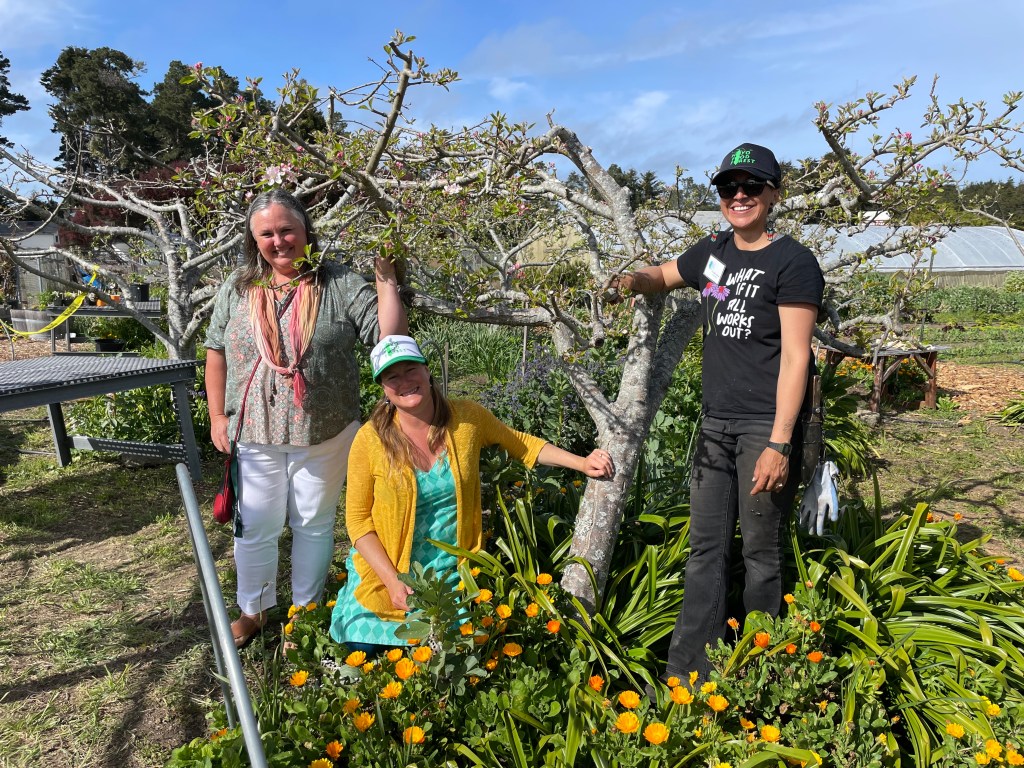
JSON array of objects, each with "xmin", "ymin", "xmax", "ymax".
[{"xmin": 716, "ymin": 179, "xmax": 774, "ymax": 199}]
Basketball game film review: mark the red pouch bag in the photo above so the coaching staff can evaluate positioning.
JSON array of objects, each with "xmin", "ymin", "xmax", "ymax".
[{"xmin": 212, "ymin": 443, "xmax": 239, "ymax": 524}]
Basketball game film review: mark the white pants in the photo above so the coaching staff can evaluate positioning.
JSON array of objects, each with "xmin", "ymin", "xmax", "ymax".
[{"xmin": 233, "ymin": 421, "xmax": 358, "ymax": 615}]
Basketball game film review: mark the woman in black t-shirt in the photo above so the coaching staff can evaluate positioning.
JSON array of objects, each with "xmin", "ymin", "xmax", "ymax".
[{"xmin": 615, "ymin": 142, "xmax": 824, "ymax": 684}]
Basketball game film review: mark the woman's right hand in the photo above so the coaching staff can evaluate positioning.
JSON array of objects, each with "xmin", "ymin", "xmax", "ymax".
[
  {"xmin": 210, "ymin": 414, "xmax": 231, "ymax": 454},
  {"xmin": 385, "ymin": 577, "xmax": 414, "ymax": 612}
]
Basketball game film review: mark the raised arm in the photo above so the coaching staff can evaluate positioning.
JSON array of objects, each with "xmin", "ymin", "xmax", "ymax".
[
  {"xmin": 375, "ymin": 255, "xmax": 408, "ymax": 336},
  {"xmin": 613, "ymin": 260, "xmax": 687, "ymax": 295}
]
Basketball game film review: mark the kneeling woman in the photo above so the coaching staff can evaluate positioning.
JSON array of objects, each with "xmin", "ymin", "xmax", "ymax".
[{"xmin": 329, "ymin": 335, "xmax": 613, "ymax": 652}]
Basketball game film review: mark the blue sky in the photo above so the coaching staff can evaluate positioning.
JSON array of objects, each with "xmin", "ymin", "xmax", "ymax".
[{"xmin": 2, "ymin": 0, "xmax": 1021, "ymax": 184}]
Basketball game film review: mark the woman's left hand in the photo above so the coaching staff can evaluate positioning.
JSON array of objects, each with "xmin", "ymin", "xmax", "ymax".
[
  {"xmin": 582, "ymin": 449, "xmax": 615, "ymax": 479},
  {"xmin": 751, "ymin": 448, "xmax": 789, "ymax": 495}
]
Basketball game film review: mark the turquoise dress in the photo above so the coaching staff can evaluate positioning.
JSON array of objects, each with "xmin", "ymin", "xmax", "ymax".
[{"xmin": 330, "ymin": 454, "xmax": 458, "ymax": 646}]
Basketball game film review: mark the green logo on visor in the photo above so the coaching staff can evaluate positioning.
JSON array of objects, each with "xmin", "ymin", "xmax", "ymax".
[{"xmin": 731, "ymin": 149, "xmax": 753, "ymax": 166}]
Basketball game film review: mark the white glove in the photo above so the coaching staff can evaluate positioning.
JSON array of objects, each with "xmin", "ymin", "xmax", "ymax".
[{"xmin": 798, "ymin": 460, "xmax": 841, "ymax": 536}]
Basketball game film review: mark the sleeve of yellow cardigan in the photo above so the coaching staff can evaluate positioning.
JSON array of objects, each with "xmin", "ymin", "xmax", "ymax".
[
  {"xmin": 473, "ymin": 402, "xmax": 546, "ymax": 468},
  {"xmin": 345, "ymin": 427, "xmax": 377, "ymax": 543}
]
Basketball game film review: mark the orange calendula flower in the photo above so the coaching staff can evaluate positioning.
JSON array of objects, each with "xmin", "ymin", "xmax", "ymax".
[
  {"xmin": 618, "ymin": 691, "xmax": 641, "ymax": 709},
  {"xmin": 524, "ymin": 603, "xmax": 539, "ymax": 618},
  {"xmin": 502, "ymin": 642, "xmax": 523, "ymax": 658},
  {"xmin": 395, "ymin": 658, "xmax": 416, "ymax": 680},
  {"xmin": 689, "ymin": 671, "xmax": 699, "ymax": 687},
  {"xmin": 700, "ymin": 681, "xmax": 717, "ymax": 694},
  {"xmin": 986, "ymin": 739, "xmax": 1003, "ymax": 758},
  {"xmin": 783, "ymin": 594, "xmax": 795, "ymax": 604},
  {"xmin": 785, "ymin": 643, "xmax": 797, "ymax": 654},
  {"xmin": 643, "ymin": 722, "xmax": 669, "ymax": 745},
  {"xmin": 809, "ymin": 620, "xmax": 822, "ymax": 633},
  {"xmin": 975, "ymin": 753, "xmax": 992, "ymax": 765},
  {"xmin": 807, "ymin": 651, "xmax": 824, "ymax": 663},
  {"xmin": 287, "ymin": 604, "xmax": 300, "ymax": 618},
  {"xmin": 727, "ymin": 617, "xmax": 740, "ymax": 630},
  {"xmin": 459, "ymin": 623, "xmax": 474, "ymax": 636},
  {"xmin": 588, "ymin": 675, "xmax": 605, "ymax": 692},
  {"xmin": 484, "ymin": 658, "xmax": 498, "ymax": 671},
  {"xmin": 403, "ymin": 725, "xmax": 426, "ymax": 745},
  {"xmin": 475, "ymin": 589, "xmax": 493, "ymax": 604},
  {"xmin": 754, "ymin": 631, "xmax": 771, "ymax": 649},
  {"xmin": 473, "ymin": 634, "xmax": 488, "ymax": 645},
  {"xmin": 536, "ymin": 573, "xmax": 553, "ymax": 585},
  {"xmin": 362, "ymin": 662, "xmax": 375, "ymax": 673},
  {"xmin": 335, "ymin": 572, "xmax": 346, "ymax": 582},
  {"xmin": 325, "ymin": 740, "xmax": 344, "ymax": 759},
  {"xmin": 289, "ymin": 670, "xmax": 309, "ymax": 687},
  {"xmin": 739, "ymin": 716, "xmax": 755, "ymax": 730},
  {"xmin": 352, "ymin": 712, "xmax": 375, "ymax": 732},
  {"xmin": 284, "ymin": 622, "xmax": 294, "ymax": 635},
  {"xmin": 546, "ymin": 619, "xmax": 561, "ymax": 633},
  {"xmin": 380, "ymin": 681, "xmax": 402, "ymax": 699},
  {"xmin": 1008, "ymin": 567, "xmax": 1024, "ymax": 582},
  {"xmin": 407, "ymin": 637, "xmax": 421, "ymax": 645},
  {"xmin": 309, "ymin": 760, "xmax": 332, "ymax": 768},
  {"xmin": 386, "ymin": 648, "xmax": 404, "ymax": 662},
  {"xmin": 615, "ymin": 712, "xmax": 640, "ymax": 734},
  {"xmin": 305, "ymin": 601, "xmax": 317, "ymax": 611},
  {"xmin": 985, "ymin": 703, "xmax": 1001, "ymax": 717},
  {"xmin": 211, "ymin": 728, "xmax": 228, "ymax": 741},
  {"xmin": 470, "ymin": 567, "xmax": 481, "ymax": 577},
  {"xmin": 707, "ymin": 694, "xmax": 729, "ymax": 712},
  {"xmin": 670, "ymin": 686, "xmax": 693, "ymax": 705},
  {"xmin": 1006, "ymin": 749, "xmax": 1024, "ymax": 766},
  {"xmin": 496, "ymin": 604, "xmax": 512, "ymax": 619},
  {"xmin": 946, "ymin": 722, "xmax": 965, "ymax": 738},
  {"xmin": 954, "ymin": 512, "xmax": 963, "ymax": 521},
  {"xmin": 412, "ymin": 646, "xmax": 433, "ymax": 663},
  {"xmin": 666, "ymin": 676, "xmax": 680, "ymax": 688},
  {"xmin": 480, "ymin": 616, "xmax": 495, "ymax": 628},
  {"xmin": 342, "ymin": 697, "xmax": 360, "ymax": 715},
  {"xmin": 344, "ymin": 650, "xmax": 367, "ymax": 667},
  {"xmin": 760, "ymin": 724, "xmax": 781, "ymax": 743},
  {"xmin": 926, "ymin": 512, "xmax": 935, "ymax": 522}
]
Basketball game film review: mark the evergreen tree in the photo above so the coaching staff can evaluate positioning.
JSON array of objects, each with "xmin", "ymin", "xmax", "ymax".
[{"xmin": 0, "ymin": 51, "xmax": 29, "ymax": 148}]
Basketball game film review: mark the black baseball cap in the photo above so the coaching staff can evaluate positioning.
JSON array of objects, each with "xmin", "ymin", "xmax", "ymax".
[{"xmin": 710, "ymin": 143, "xmax": 782, "ymax": 186}]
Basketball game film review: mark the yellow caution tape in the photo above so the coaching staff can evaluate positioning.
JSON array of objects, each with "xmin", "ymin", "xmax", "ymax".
[{"xmin": 0, "ymin": 293, "xmax": 87, "ymax": 337}]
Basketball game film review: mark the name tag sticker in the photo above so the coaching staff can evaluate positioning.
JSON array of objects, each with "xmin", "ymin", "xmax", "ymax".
[{"xmin": 703, "ymin": 255, "xmax": 726, "ymax": 285}]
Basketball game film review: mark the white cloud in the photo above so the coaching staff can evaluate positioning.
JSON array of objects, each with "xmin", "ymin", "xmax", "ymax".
[
  {"xmin": 488, "ymin": 77, "xmax": 529, "ymax": 101},
  {"xmin": 0, "ymin": 0, "xmax": 92, "ymax": 52}
]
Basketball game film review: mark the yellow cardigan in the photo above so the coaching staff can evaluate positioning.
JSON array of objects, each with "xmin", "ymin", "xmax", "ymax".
[{"xmin": 346, "ymin": 399, "xmax": 547, "ymax": 620}]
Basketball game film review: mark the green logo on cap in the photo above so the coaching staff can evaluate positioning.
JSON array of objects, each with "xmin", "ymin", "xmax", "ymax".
[
  {"xmin": 731, "ymin": 149, "xmax": 753, "ymax": 166},
  {"xmin": 382, "ymin": 340, "xmax": 399, "ymax": 356}
]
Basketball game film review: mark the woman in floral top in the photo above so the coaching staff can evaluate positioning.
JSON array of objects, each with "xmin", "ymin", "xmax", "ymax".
[{"xmin": 205, "ymin": 189, "xmax": 406, "ymax": 648}]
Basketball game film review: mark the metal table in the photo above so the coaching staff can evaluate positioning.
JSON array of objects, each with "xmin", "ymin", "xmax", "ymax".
[
  {"xmin": 0, "ymin": 355, "xmax": 202, "ymax": 480},
  {"xmin": 46, "ymin": 300, "xmax": 163, "ymax": 352}
]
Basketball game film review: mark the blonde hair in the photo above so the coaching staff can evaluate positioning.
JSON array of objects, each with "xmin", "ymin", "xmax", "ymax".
[{"xmin": 370, "ymin": 371, "xmax": 452, "ymax": 474}]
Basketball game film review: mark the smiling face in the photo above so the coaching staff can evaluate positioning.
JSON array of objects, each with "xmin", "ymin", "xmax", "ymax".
[
  {"xmin": 718, "ymin": 171, "xmax": 780, "ymax": 240},
  {"xmin": 380, "ymin": 361, "xmax": 434, "ymax": 415},
  {"xmin": 249, "ymin": 203, "xmax": 308, "ymax": 280}
]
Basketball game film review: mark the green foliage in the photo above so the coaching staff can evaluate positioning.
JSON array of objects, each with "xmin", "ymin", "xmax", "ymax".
[
  {"xmin": 641, "ymin": 336, "xmax": 703, "ymax": 481},
  {"xmin": 412, "ymin": 315, "xmax": 524, "ymax": 393},
  {"xmin": 0, "ymin": 51, "xmax": 30, "ymax": 147},
  {"xmin": 1004, "ymin": 272, "xmax": 1024, "ymax": 294},
  {"xmin": 923, "ymin": 285, "xmax": 1024, "ymax": 321},
  {"xmin": 993, "ymin": 391, "xmax": 1024, "ymax": 427},
  {"xmin": 819, "ymin": 365, "xmax": 877, "ymax": 476}
]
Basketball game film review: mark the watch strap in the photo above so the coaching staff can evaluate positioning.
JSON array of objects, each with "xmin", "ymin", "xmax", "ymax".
[{"xmin": 767, "ymin": 441, "xmax": 792, "ymax": 457}]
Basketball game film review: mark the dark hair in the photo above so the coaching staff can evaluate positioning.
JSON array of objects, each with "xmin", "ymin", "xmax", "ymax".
[
  {"xmin": 236, "ymin": 189, "xmax": 322, "ymax": 287},
  {"xmin": 370, "ymin": 370, "xmax": 452, "ymax": 475}
]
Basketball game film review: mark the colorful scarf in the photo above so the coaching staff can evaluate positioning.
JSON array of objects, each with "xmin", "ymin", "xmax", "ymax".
[{"xmin": 248, "ymin": 276, "xmax": 322, "ymax": 407}]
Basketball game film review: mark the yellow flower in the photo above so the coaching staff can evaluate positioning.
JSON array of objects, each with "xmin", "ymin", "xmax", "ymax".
[
  {"xmin": 670, "ymin": 686, "xmax": 693, "ymax": 705},
  {"xmin": 484, "ymin": 658, "xmax": 498, "ymax": 671},
  {"xmin": 976, "ymin": 753, "xmax": 991, "ymax": 765},
  {"xmin": 954, "ymin": 512, "xmax": 963, "ymax": 521},
  {"xmin": 289, "ymin": 670, "xmax": 309, "ymax": 687},
  {"xmin": 502, "ymin": 642, "xmax": 523, "ymax": 657},
  {"xmin": 470, "ymin": 567, "xmax": 481, "ymax": 577},
  {"xmin": 546, "ymin": 619, "xmax": 561, "ymax": 633},
  {"xmin": 284, "ymin": 622, "xmax": 294, "ymax": 635},
  {"xmin": 287, "ymin": 604, "xmax": 300, "ymax": 618},
  {"xmin": 700, "ymin": 681, "xmax": 717, "ymax": 694},
  {"xmin": 344, "ymin": 650, "xmax": 367, "ymax": 667},
  {"xmin": 618, "ymin": 691, "xmax": 641, "ymax": 709},
  {"xmin": 714, "ymin": 763, "xmax": 733, "ymax": 768},
  {"xmin": 525, "ymin": 603, "xmax": 539, "ymax": 618},
  {"xmin": 666, "ymin": 676, "xmax": 680, "ymax": 687},
  {"xmin": 305, "ymin": 601, "xmax": 317, "ymax": 611},
  {"xmin": 986, "ymin": 739, "xmax": 1003, "ymax": 759},
  {"xmin": 986, "ymin": 703, "xmax": 1001, "ymax": 717},
  {"xmin": 412, "ymin": 646, "xmax": 433, "ymax": 663},
  {"xmin": 481, "ymin": 616, "xmax": 494, "ymax": 628},
  {"xmin": 310, "ymin": 760, "xmax": 332, "ymax": 768},
  {"xmin": 342, "ymin": 697, "xmax": 360, "ymax": 715},
  {"xmin": 783, "ymin": 594, "xmax": 795, "ymax": 604},
  {"xmin": 403, "ymin": 725, "xmax": 426, "ymax": 745},
  {"xmin": 362, "ymin": 662, "xmax": 374, "ymax": 674},
  {"xmin": 1007, "ymin": 567, "xmax": 1023, "ymax": 581},
  {"xmin": 380, "ymin": 681, "xmax": 402, "ymax": 699},
  {"xmin": 326, "ymin": 599, "xmax": 336, "ymax": 608},
  {"xmin": 335, "ymin": 572, "xmax": 346, "ymax": 582},
  {"xmin": 407, "ymin": 637, "xmax": 421, "ymax": 645},
  {"xmin": 459, "ymin": 622, "xmax": 474, "ymax": 636},
  {"xmin": 353, "ymin": 712, "xmax": 375, "ymax": 732},
  {"xmin": 457, "ymin": 580, "xmax": 465, "ymax": 591},
  {"xmin": 325, "ymin": 740, "xmax": 344, "ymax": 759},
  {"xmin": 537, "ymin": 573, "xmax": 553, "ymax": 585},
  {"xmin": 475, "ymin": 589, "xmax": 493, "ymax": 604},
  {"xmin": 395, "ymin": 658, "xmax": 416, "ymax": 680},
  {"xmin": 707, "ymin": 694, "xmax": 729, "ymax": 712},
  {"xmin": 588, "ymin": 675, "xmax": 604, "ymax": 692},
  {"xmin": 818, "ymin": 700, "xmax": 828, "ymax": 713},
  {"xmin": 1006, "ymin": 748, "xmax": 1024, "ymax": 766},
  {"xmin": 727, "ymin": 617, "xmax": 739, "ymax": 630},
  {"xmin": 760, "ymin": 724, "xmax": 781, "ymax": 743},
  {"xmin": 946, "ymin": 722, "xmax": 965, "ymax": 739},
  {"xmin": 643, "ymin": 722, "xmax": 669, "ymax": 745},
  {"xmin": 739, "ymin": 716, "xmax": 755, "ymax": 730},
  {"xmin": 689, "ymin": 671, "xmax": 699, "ymax": 687},
  {"xmin": 386, "ymin": 648, "xmax": 404, "ymax": 662},
  {"xmin": 615, "ymin": 712, "xmax": 640, "ymax": 734},
  {"xmin": 496, "ymin": 604, "xmax": 512, "ymax": 619}
]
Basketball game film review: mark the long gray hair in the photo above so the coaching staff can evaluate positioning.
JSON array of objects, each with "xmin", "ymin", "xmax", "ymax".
[{"xmin": 236, "ymin": 189, "xmax": 322, "ymax": 287}]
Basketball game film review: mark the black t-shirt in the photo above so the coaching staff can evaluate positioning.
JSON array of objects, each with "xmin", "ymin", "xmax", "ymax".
[{"xmin": 675, "ymin": 232, "xmax": 825, "ymax": 420}]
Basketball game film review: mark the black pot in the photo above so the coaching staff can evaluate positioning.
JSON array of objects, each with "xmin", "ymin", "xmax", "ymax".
[
  {"xmin": 95, "ymin": 338, "xmax": 127, "ymax": 353},
  {"xmin": 127, "ymin": 283, "xmax": 150, "ymax": 302}
]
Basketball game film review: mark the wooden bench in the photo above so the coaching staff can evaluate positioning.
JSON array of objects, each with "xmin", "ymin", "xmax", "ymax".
[{"xmin": 821, "ymin": 344, "xmax": 950, "ymax": 413}]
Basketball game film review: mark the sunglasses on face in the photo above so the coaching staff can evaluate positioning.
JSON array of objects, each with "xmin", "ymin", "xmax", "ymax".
[{"xmin": 716, "ymin": 179, "xmax": 774, "ymax": 199}]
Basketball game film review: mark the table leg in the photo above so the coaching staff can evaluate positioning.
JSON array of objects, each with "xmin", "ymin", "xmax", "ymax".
[
  {"xmin": 46, "ymin": 402, "xmax": 73, "ymax": 467},
  {"xmin": 171, "ymin": 380, "xmax": 202, "ymax": 482},
  {"xmin": 924, "ymin": 351, "xmax": 938, "ymax": 408},
  {"xmin": 870, "ymin": 361, "xmax": 884, "ymax": 413}
]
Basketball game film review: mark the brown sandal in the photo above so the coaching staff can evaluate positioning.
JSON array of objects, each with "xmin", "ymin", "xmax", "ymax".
[{"xmin": 231, "ymin": 611, "xmax": 267, "ymax": 649}]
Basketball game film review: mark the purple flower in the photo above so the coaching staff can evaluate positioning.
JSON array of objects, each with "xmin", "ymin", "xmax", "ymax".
[
  {"xmin": 701, "ymin": 282, "xmax": 715, "ymax": 297},
  {"xmin": 711, "ymin": 285, "xmax": 730, "ymax": 301}
]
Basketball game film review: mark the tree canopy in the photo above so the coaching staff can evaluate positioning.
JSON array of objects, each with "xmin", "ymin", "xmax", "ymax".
[{"xmin": 0, "ymin": 51, "xmax": 29, "ymax": 148}]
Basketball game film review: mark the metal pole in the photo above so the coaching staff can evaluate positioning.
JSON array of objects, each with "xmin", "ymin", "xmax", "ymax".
[{"xmin": 175, "ymin": 464, "xmax": 268, "ymax": 768}]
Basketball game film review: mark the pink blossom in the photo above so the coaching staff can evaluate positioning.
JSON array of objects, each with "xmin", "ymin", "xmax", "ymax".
[
  {"xmin": 193, "ymin": 62, "xmax": 203, "ymax": 72},
  {"xmin": 443, "ymin": 183, "xmax": 462, "ymax": 195}
]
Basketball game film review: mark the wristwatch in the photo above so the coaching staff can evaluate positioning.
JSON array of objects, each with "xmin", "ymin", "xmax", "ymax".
[{"xmin": 767, "ymin": 441, "xmax": 792, "ymax": 457}]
